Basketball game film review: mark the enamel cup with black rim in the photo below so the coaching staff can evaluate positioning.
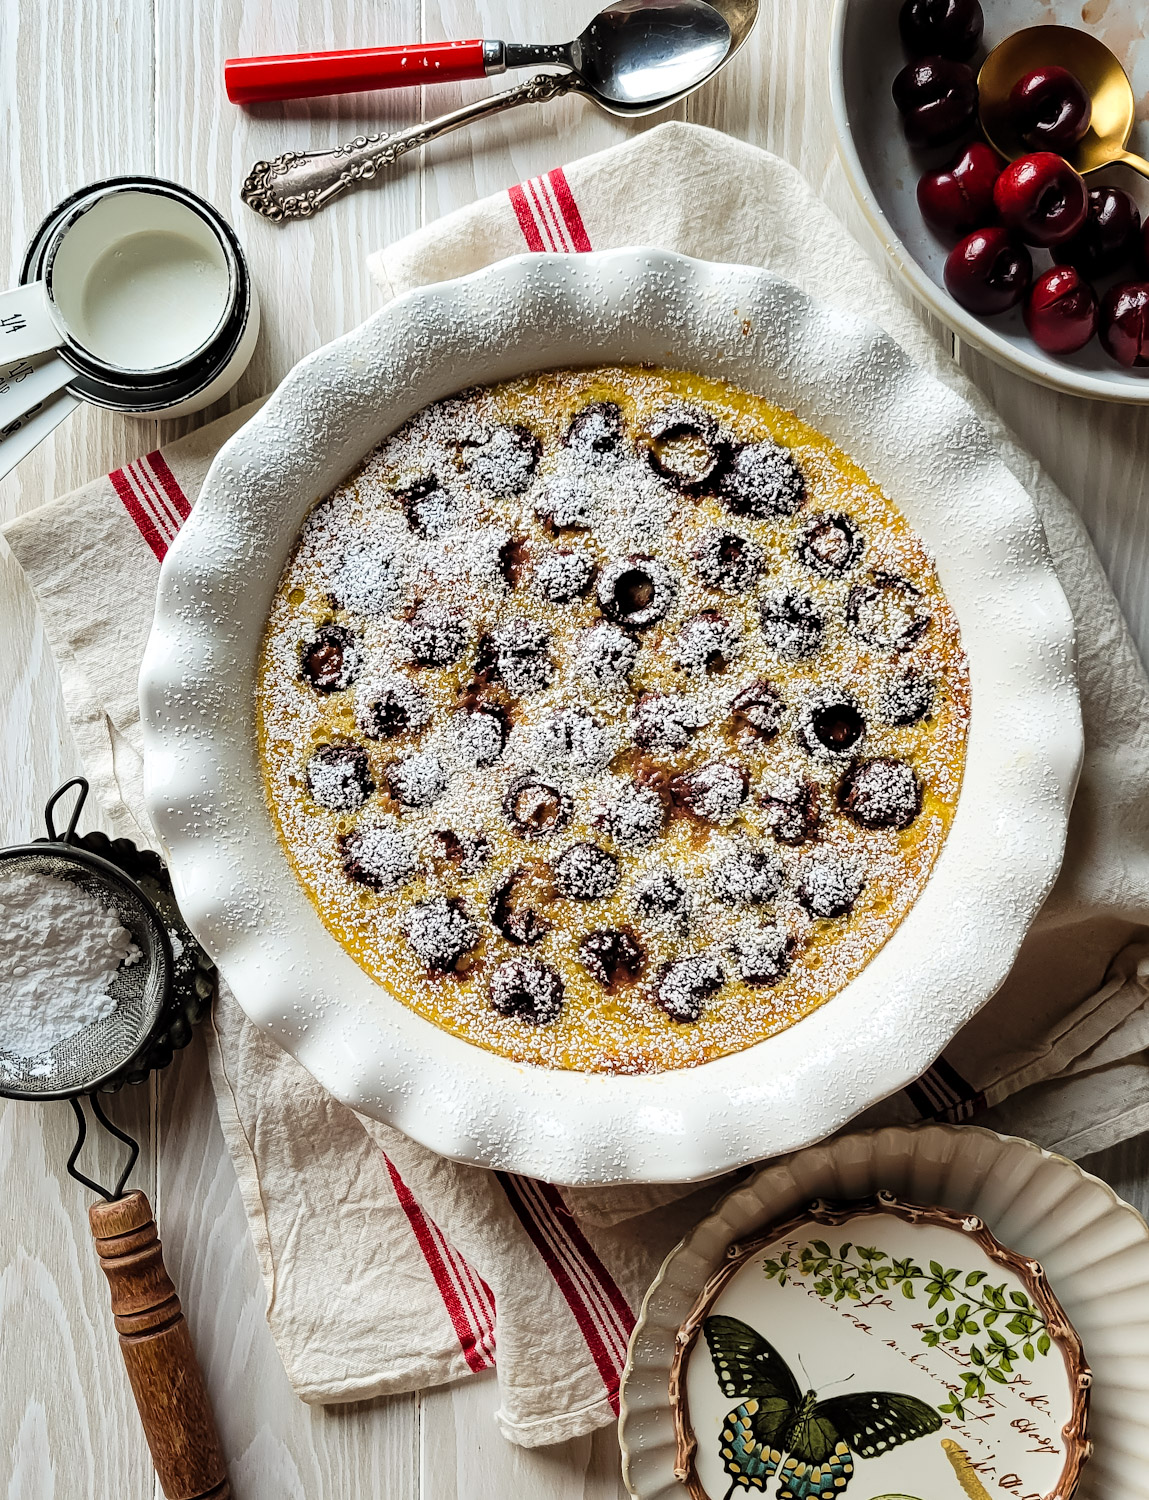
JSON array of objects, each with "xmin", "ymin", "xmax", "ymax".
[{"xmin": 0, "ymin": 176, "xmax": 259, "ymax": 478}]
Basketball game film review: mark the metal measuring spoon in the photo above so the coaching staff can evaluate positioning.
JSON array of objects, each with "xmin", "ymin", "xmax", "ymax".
[
  {"xmin": 979, "ymin": 24, "xmax": 1149, "ymax": 181},
  {"xmin": 240, "ymin": 0, "xmax": 758, "ymax": 223}
]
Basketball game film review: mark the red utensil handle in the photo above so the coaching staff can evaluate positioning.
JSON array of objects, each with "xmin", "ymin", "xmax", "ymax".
[{"xmin": 225, "ymin": 39, "xmax": 490, "ymax": 104}]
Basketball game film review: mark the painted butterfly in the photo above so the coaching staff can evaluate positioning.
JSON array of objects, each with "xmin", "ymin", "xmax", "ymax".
[{"xmin": 703, "ymin": 1315, "xmax": 943, "ymax": 1500}]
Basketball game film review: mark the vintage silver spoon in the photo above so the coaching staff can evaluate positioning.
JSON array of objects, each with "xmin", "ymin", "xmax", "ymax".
[{"xmin": 240, "ymin": 0, "xmax": 751, "ymax": 223}]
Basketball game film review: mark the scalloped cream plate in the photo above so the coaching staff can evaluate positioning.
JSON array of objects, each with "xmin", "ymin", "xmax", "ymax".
[
  {"xmin": 140, "ymin": 250, "xmax": 1081, "ymax": 1185},
  {"xmin": 619, "ymin": 1124, "xmax": 1149, "ymax": 1500}
]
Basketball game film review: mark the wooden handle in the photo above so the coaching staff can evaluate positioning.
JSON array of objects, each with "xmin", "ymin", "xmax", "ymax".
[{"xmin": 89, "ymin": 1191, "xmax": 231, "ymax": 1500}]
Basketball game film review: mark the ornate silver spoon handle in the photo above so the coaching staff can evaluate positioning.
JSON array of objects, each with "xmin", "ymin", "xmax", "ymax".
[{"xmin": 242, "ymin": 72, "xmax": 583, "ymax": 223}]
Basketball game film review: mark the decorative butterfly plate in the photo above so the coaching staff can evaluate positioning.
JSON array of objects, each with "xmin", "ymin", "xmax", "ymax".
[{"xmin": 667, "ymin": 1197, "xmax": 1090, "ymax": 1500}]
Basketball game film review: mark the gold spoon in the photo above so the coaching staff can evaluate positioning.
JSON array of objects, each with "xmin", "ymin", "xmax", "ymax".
[{"xmin": 978, "ymin": 24, "xmax": 1149, "ymax": 181}]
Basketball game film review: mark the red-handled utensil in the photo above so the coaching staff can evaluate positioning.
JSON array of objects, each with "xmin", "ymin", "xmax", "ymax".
[
  {"xmin": 225, "ymin": 0, "xmax": 731, "ymax": 108},
  {"xmin": 226, "ymin": 39, "xmax": 498, "ymax": 104}
]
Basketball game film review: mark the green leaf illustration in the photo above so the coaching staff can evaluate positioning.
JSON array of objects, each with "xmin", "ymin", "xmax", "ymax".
[{"xmin": 761, "ymin": 1234, "xmax": 1054, "ymax": 1411}]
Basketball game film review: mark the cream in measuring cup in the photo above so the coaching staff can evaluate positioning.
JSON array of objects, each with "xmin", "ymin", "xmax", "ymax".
[{"xmin": 0, "ymin": 177, "xmax": 259, "ymax": 478}]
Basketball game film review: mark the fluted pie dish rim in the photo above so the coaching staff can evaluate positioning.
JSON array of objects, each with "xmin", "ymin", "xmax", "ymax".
[{"xmin": 139, "ymin": 249, "xmax": 1081, "ymax": 1185}]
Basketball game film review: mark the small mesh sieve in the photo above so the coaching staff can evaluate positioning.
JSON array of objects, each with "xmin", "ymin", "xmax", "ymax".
[
  {"xmin": 0, "ymin": 844, "xmax": 171, "ymax": 1097},
  {"xmin": 0, "ymin": 778, "xmax": 187, "ymax": 1197},
  {"xmin": 0, "ymin": 777, "xmax": 231, "ymax": 1495}
]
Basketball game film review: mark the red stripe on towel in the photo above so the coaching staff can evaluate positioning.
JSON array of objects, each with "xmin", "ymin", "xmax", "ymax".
[
  {"xmin": 526, "ymin": 176, "xmax": 563, "ymax": 249},
  {"xmin": 109, "ymin": 464, "xmax": 170, "ymax": 561},
  {"xmin": 547, "ymin": 168, "xmax": 592, "ymax": 252},
  {"xmin": 509, "ymin": 169, "xmax": 593, "ymax": 254},
  {"xmin": 508, "ymin": 183, "xmax": 547, "ymax": 252},
  {"xmin": 108, "ymin": 450, "xmax": 191, "ymax": 562},
  {"xmin": 905, "ymin": 1057, "xmax": 987, "ymax": 1124},
  {"xmin": 145, "ymin": 450, "xmax": 192, "ymax": 523},
  {"xmin": 498, "ymin": 1173, "xmax": 634, "ymax": 1412},
  {"xmin": 384, "ymin": 1155, "xmax": 496, "ymax": 1373}
]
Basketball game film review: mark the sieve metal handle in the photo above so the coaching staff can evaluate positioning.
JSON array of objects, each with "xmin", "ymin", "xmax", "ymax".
[
  {"xmin": 68, "ymin": 1094, "xmax": 139, "ymax": 1200},
  {"xmin": 44, "ymin": 775, "xmax": 89, "ymax": 844},
  {"xmin": 90, "ymin": 1190, "xmax": 231, "ymax": 1499}
]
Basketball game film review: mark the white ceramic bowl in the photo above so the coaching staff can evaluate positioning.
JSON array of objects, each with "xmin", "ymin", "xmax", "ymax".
[
  {"xmin": 620, "ymin": 1124, "xmax": 1149, "ymax": 1500},
  {"xmin": 829, "ymin": 0, "xmax": 1149, "ymax": 404},
  {"xmin": 140, "ymin": 250, "xmax": 1081, "ymax": 1185}
]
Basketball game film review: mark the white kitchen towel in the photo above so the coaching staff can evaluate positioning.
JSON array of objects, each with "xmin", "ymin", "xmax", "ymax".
[{"xmin": 5, "ymin": 122, "xmax": 1149, "ymax": 1447}]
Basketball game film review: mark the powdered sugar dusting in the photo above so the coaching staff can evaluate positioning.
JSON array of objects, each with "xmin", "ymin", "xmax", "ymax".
[
  {"xmin": 0, "ymin": 868, "xmax": 140, "ymax": 1064},
  {"xmin": 256, "ymin": 365, "xmax": 970, "ymax": 1074}
]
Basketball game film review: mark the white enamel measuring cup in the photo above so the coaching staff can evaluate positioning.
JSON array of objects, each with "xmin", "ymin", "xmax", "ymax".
[{"xmin": 1, "ymin": 177, "xmax": 259, "ymax": 479}]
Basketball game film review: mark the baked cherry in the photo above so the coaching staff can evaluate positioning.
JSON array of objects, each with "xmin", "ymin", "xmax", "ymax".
[
  {"xmin": 992, "ymin": 153, "xmax": 1088, "ymax": 248},
  {"xmin": 893, "ymin": 58, "xmax": 978, "ymax": 149},
  {"xmin": 898, "ymin": 0, "xmax": 983, "ymax": 61},
  {"xmin": 1009, "ymin": 66, "xmax": 1092, "ymax": 151},
  {"xmin": 490, "ymin": 864, "xmax": 553, "ymax": 946},
  {"xmin": 503, "ymin": 775, "xmax": 572, "ymax": 837},
  {"xmin": 1099, "ymin": 282, "xmax": 1149, "ymax": 367},
  {"xmin": 944, "ymin": 227, "xmax": 1032, "ymax": 315},
  {"xmin": 1055, "ymin": 187, "xmax": 1142, "ymax": 279},
  {"xmin": 1023, "ymin": 266, "xmax": 1098, "ymax": 355},
  {"xmin": 916, "ymin": 141, "xmax": 1001, "ymax": 239},
  {"xmin": 489, "ymin": 958, "xmax": 563, "ymax": 1026},
  {"xmin": 300, "ymin": 623, "xmax": 359, "ymax": 693},
  {"xmin": 761, "ymin": 778, "xmax": 820, "ymax": 845},
  {"xmin": 578, "ymin": 929, "xmax": 644, "ymax": 989},
  {"xmin": 838, "ymin": 758, "xmax": 922, "ymax": 830},
  {"xmin": 653, "ymin": 955, "xmax": 725, "ymax": 1022}
]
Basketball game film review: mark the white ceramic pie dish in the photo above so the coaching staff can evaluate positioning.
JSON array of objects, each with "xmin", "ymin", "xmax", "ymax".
[
  {"xmin": 619, "ymin": 1123, "xmax": 1149, "ymax": 1500},
  {"xmin": 829, "ymin": 0, "xmax": 1149, "ymax": 404},
  {"xmin": 140, "ymin": 249, "xmax": 1081, "ymax": 1185}
]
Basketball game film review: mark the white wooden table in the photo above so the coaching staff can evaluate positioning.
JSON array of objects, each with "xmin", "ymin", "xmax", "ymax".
[{"xmin": 2, "ymin": 3, "xmax": 1148, "ymax": 1496}]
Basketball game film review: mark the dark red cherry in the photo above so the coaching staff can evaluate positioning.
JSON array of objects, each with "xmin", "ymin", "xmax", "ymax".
[
  {"xmin": 1055, "ymin": 187, "xmax": 1142, "ymax": 279},
  {"xmin": 1023, "ymin": 266, "xmax": 1098, "ymax": 355},
  {"xmin": 899, "ymin": 0, "xmax": 983, "ymax": 60},
  {"xmin": 916, "ymin": 141, "xmax": 1002, "ymax": 239},
  {"xmin": 944, "ymin": 227, "xmax": 1032, "ymax": 315},
  {"xmin": 1099, "ymin": 282, "xmax": 1149, "ymax": 367},
  {"xmin": 1009, "ymin": 66, "xmax": 1092, "ymax": 151},
  {"xmin": 992, "ymin": 152, "xmax": 1088, "ymax": 248},
  {"xmin": 892, "ymin": 57, "xmax": 978, "ymax": 149}
]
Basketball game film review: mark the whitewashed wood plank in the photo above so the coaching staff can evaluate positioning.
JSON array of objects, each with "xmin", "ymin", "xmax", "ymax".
[
  {"xmin": 0, "ymin": 549, "xmax": 79, "ymax": 846},
  {"xmin": 1082, "ymin": 1132, "xmax": 1149, "ymax": 1224},
  {"xmin": 0, "ymin": 0, "xmax": 160, "ymax": 522},
  {"xmin": 0, "ymin": 1084, "xmax": 157, "ymax": 1497},
  {"xmin": 153, "ymin": 0, "xmax": 425, "ymax": 443},
  {"xmin": 0, "ymin": 2, "xmax": 157, "ymax": 1494},
  {"xmin": 420, "ymin": 1376, "xmax": 627, "ymax": 1500},
  {"xmin": 155, "ymin": 1034, "xmax": 419, "ymax": 1498}
]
